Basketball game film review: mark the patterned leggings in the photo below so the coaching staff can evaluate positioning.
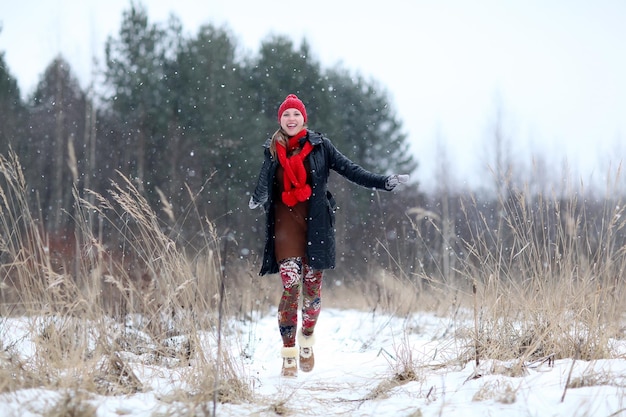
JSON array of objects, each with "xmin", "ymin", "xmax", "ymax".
[{"xmin": 278, "ymin": 257, "xmax": 323, "ymax": 347}]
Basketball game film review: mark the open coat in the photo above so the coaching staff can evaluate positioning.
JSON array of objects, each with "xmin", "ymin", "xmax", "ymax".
[{"xmin": 251, "ymin": 130, "xmax": 391, "ymax": 276}]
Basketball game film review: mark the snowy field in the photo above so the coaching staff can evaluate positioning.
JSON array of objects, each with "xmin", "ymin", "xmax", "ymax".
[{"xmin": 1, "ymin": 307, "xmax": 625, "ymax": 416}]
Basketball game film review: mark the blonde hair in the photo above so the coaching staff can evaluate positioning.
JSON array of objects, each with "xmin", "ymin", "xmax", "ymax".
[
  {"xmin": 269, "ymin": 128, "xmax": 287, "ymax": 158},
  {"xmin": 269, "ymin": 126, "xmax": 307, "ymax": 158}
]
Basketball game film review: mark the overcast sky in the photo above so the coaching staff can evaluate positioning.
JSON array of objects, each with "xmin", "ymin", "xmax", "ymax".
[{"xmin": 1, "ymin": 0, "xmax": 625, "ymax": 192}]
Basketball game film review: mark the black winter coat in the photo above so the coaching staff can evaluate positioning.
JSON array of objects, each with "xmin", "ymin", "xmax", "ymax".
[{"xmin": 251, "ymin": 130, "xmax": 392, "ymax": 275}]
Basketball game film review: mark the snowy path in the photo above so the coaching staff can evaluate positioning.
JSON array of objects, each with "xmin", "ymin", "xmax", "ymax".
[
  {"xmin": 221, "ymin": 308, "xmax": 626, "ymax": 417},
  {"xmin": 237, "ymin": 308, "xmax": 431, "ymax": 416},
  {"xmin": 2, "ymin": 308, "xmax": 626, "ymax": 416}
]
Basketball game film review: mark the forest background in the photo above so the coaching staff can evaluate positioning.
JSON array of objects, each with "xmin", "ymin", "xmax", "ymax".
[{"xmin": 1, "ymin": 2, "xmax": 625, "ymax": 290}]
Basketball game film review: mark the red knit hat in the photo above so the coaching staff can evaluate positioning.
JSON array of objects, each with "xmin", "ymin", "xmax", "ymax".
[{"xmin": 277, "ymin": 94, "xmax": 307, "ymax": 123}]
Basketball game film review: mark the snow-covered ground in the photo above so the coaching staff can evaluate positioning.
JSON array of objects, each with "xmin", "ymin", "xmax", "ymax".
[{"xmin": 1, "ymin": 308, "xmax": 625, "ymax": 416}]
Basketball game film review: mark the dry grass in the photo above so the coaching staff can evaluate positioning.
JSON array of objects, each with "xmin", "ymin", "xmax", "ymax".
[
  {"xmin": 457, "ymin": 186, "xmax": 626, "ymax": 364},
  {"xmin": 0, "ymin": 151, "xmax": 252, "ymax": 412},
  {"xmin": 472, "ymin": 379, "xmax": 517, "ymax": 404},
  {"xmin": 369, "ymin": 174, "xmax": 626, "ymax": 382},
  {"xmin": 1, "ymin": 146, "xmax": 626, "ymax": 414}
]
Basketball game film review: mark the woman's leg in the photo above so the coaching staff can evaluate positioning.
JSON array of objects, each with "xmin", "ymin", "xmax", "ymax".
[
  {"xmin": 277, "ymin": 257, "xmax": 302, "ymax": 347},
  {"xmin": 301, "ymin": 263, "xmax": 323, "ymax": 336}
]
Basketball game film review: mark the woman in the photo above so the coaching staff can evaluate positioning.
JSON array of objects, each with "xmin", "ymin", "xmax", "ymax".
[{"xmin": 249, "ymin": 94, "xmax": 408, "ymax": 377}]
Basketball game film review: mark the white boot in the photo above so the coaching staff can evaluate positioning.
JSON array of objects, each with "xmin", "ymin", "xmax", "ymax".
[
  {"xmin": 281, "ymin": 346, "xmax": 298, "ymax": 377},
  {"xmin": 297, "ymin": 329, "xmax": 316, "ymax": 372}
]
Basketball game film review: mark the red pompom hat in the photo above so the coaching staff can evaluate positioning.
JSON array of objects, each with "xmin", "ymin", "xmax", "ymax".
[{"xmin": 277, "ymin": 94, "xmax": 307, "ymax": 123}]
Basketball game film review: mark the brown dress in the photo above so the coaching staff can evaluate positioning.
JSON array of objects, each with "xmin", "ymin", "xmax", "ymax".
[{"xmin": 273, "ymin": 158, "xmax": 311, "ymax": 263}]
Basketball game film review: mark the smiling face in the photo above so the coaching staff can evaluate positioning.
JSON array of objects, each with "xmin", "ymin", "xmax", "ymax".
[{"xmin": 279, "ymin": 108, "xmax": 306, "ymax": 136}]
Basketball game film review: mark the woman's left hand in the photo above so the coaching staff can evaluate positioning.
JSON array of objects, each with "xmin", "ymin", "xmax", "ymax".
[{"xmin": 385, "ymin": 174, "xmax": 410, "ymax": 190}]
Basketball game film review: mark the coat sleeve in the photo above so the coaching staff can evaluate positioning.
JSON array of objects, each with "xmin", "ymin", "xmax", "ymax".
[
  {"xmin": 251, "ymin": 147, "xmax": 273, "ymax": 207},
  {"xmin": 324, "ymin": 138, "xmax": 390, "ymax": 190}
]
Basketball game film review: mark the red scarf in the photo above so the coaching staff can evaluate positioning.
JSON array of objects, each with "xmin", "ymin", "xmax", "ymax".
[{"xmin": 276, "ymin": 130, "xmax": 313, "ymax": 207}]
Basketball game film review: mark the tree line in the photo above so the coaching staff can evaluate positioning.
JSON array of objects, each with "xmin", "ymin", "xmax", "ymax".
[
  {"xmin": 2, "ymin": 3, "xmax": 625, "ymax": 287},
  {"xmin": 0, "ymin": 3, "xmax": 421, "ymax": 281}
]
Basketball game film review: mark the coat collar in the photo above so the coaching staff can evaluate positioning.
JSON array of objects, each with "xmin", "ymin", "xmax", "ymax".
[{"xmin": 264, "ymin": 129, "xmax": 323, "ymax": 148}]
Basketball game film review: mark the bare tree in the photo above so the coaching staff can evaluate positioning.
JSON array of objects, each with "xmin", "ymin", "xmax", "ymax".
[{"xmin": 434, "ymin": 130, "xmax": 457, "ymax": 282}]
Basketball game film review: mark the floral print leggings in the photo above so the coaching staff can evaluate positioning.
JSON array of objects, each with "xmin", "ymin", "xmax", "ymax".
[{"xmin": 278, "ymin": 257, "xmax": 323, "ymax": 347}]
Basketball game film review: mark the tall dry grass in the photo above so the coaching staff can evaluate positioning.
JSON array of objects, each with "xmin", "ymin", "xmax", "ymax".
[
  {"xmin": 458, "ymin": 184, "xmax": 626, "ymax": 364},
  {"xmin": 0, "ymin": 150, "xmax": 254, "ymax": 415},
  {"xmin": 2, "ymin": 143, "xmax": 626, "ymax": 413},
  {"xmin": 360, "ymin": 174, "xmax": 626, "ymax": 389},
  {"xmin": 384, "ymin": 172, "xmax": 626, "ymax": 374}
]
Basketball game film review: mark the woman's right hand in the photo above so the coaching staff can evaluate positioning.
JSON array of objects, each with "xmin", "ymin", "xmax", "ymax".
[{"xmin": 249, "ymin": 196, "xmax": 261, "ymax": 209}]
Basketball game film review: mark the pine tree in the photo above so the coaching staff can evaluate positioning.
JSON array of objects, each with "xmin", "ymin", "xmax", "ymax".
[
  {"xmin": 0, "ymin": 49, "xmax": 26, "ymax": 155},
  {"xmin": 28, "ymin": 56, "xmax": 87, "ymax": 232},
  {"xmin": 103, "ymin": 2, "xmax": 170, "ymax": 194}
]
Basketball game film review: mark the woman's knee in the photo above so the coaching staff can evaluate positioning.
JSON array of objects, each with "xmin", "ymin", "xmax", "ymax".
[{"xmin": 279, "ymin": 257, "xmax": 303, "ymax": 289}]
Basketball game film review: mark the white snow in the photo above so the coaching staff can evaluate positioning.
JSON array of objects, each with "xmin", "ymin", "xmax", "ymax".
[{"xmin": 1, "ymin": 308, "xmax": 625, "ymax": 416}]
